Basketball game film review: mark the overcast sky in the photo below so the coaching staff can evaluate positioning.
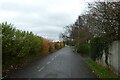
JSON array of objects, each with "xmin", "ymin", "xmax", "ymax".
[{"xmin": 0, "ymin": 0, "xmax": 92, "ymax": 41}]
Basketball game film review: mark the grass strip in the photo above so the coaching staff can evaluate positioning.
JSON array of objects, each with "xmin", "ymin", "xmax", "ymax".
[{"xmin": 85, "ymin": 59, "xmax": 118, "ymax": 78}]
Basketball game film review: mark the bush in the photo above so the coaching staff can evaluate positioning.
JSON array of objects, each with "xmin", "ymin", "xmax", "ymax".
[
  {"xmin": 90, "ymin": 37, "xmax": 110, "ymax": 61},
  {"xmin": 41, "ymin": 39, "xmax": 49, "ymax": 56},
  {"xmin": 1, "ymin": 22, "xmax": 65, "ymax": 77},
  {"xmin": 75, "ymin": 42, "xmax": 90, "ymax": 55},
  {"xmin": 61, "ymin": 41, "xmax": 65, "ymax": 47},
  {"xmin": 48, "ymin": 42, "xmax": 55, "ymax": 53},
  {"xmin": 55, "ymin": 42, "xmax": 60, "ymax": 50},
  {"xmin": 1, "ymin": 22, "xmax": 43, "ymax": 76}
]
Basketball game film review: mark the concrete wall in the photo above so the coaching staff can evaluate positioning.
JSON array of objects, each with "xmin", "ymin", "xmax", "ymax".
[
  {"xmin": 109, "ymin": 41, "xmax": 119, "ymax": 74},
  {"xmin": 0, "ymin": 33, "xmax": 2, "ymax": 78},
  {"xmin": 99, "ymin": 41, "xmax": 120, "ymax": 75}
]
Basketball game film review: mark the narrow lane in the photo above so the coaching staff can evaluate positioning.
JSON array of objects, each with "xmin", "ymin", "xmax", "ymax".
[{"xmin": 8, "ymin": 46, "xmax": 97, "ymax": 78}]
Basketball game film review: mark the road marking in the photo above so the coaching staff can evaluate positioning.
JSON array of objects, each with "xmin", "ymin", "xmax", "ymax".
[
  {"xmin": 37, "ymin": 66, "xmax": 39, "ymax": 69},
  {"xmin": 38, "ymin": 66, "xmax": 44, "ymax": 72},
  {"xmin": 47, "ymin": 61, "xmax": 51, "ymax": 64},
  {"xmin": 55, "ymin": 56, "xmax": 56, "ymax": 58},
  {"xmin": 52, "ymin": 58, "xmax": 54, "ymax": 60}
]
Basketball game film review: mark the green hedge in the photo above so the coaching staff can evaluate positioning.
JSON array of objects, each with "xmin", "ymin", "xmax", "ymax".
[
  {"xmin": 85, "ymin": 60, "xmax": 118, "ymax": 78},
  {"xmin": 2, "ymin": 22, "xmax": 43, "ymax": 75},
  {"xmin": 1, "ymin": 22, "xmax": 65, "ymax": 77},
  {"xmin": 90, "ymin": 37, "xmax": 110, "ymax": 61},
  {"xmin": 75, "ymin": 42, "xmax": 90, "ymax": 55}
]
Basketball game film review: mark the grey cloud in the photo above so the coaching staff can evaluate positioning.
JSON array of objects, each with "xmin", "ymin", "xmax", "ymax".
[
  {"xmin": 15, "ymin": 12, "xmax": 73, "ymax": 28},
  {"xmin": 0, "ymin": 0, "xmax": 88, "ymax": 41},
  {"xmin": 34, "ymin": 29, "xmax": 61, "ymax": 41},
  {"xmin": 0, "ymin": 2, "xmax": 48, "ymax": 13},
  {"xmin": 31, "ymin": 26, "xmax": 63, "ymax": 35}
]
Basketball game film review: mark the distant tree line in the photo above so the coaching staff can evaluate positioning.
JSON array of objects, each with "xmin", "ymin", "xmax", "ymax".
[
  {"xmin": 60, "ymin": 2, "xmax": 119, "ymax": 63},
  {"xmin": 1, "ymin": 22, "xmax": 65, "ymax": 77}
]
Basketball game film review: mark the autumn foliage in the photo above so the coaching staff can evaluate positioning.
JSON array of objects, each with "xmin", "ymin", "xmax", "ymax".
[
  {"xmin": 1, "ymin": 22, "xmax": 65, "ymax": 77},
  {"xmin": 42, "ymin": 39, "xmax": 65, "ymax": 55},
  {"xmin": 48, "ymin": 41, "xmax": 55, "ymax": 53},
  {"xmin": 42, "ymin": 39, "xmax": 49, "ymax": 56}
]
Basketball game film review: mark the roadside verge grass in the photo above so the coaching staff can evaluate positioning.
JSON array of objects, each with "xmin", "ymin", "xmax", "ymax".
[{"xmin": 85, "ymin": 59, "xmax": 118, "ymax": 78}]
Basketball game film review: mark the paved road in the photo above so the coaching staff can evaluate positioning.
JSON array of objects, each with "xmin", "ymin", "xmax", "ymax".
[{"xmin": 8, "ymin": 46, "xmax": 97, "ymax": 78}]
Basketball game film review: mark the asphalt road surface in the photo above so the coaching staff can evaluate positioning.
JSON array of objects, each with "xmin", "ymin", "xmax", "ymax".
[{"xmin": 8, "ymin": 46, "xmax": 97, "ymax": 78}]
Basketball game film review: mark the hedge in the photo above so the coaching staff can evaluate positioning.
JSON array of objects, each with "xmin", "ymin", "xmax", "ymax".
[{"xmin": 1, "ymin": 22, "xmax": 65, "ymax": 77}]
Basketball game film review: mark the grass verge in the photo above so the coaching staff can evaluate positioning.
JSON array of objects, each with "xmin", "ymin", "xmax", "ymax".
[{"xmin": 85, "ymin": 59, "xmax": 118, "ymax": 78}]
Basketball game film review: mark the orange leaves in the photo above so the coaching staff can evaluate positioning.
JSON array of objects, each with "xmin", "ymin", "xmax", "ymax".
[
  {"xmin": 42, "ymin": 38, "xmax": 49, "ymax": 56},
  {"xmin": 60, "ymin": 41, "xmax": 65, "ymax": 48},
  {"xmin": 49, "ymin": 42, "xmax": 55, "ymax": 53},
  {"xmin": 2, "ymin": 22, "xmax": 65, "ymax": 77},
  {"xmin": 41, "ymin": 38, "xmax": 65, "ymax": 56}
]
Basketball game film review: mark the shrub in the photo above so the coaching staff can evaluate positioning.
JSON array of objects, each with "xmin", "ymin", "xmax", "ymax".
[
  {"xmin": 42, "ymin": 39, "xmax": 49, "ymax": 56},
  {"xmin": 1, "ymin": 22, "xmax": 65, "ymax": 77},
  {"xmin": 75, "ymin": 42, "xmax": 90, "ymax": 55},
  {"xmin": 54, "ymin": 42, "xmax": 59, "ymax": 50},
  {"xmin": 2, "ymin": 22, "xmax": 43, "ymax": 76},
  {"xmin": 90, "ymin": 37, "xmax": 110, "ymax": 61},
  {"xmin": 48, "ymin": 42, "xmax": 55, "ymax": 53},
  {"xmin": 60, "ymin": 41, "xmax": 65, "ymax": 47}
]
